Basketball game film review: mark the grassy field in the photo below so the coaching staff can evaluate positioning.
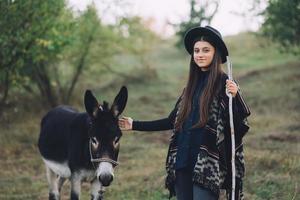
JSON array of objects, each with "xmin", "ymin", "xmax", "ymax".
[{"xmin": 0, "ymin": 32, "xmax": 299, "ymax": 200}]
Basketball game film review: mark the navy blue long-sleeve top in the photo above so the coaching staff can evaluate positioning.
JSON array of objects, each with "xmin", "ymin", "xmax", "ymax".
[
  {"xmin": 175, "ymin": 71, "xmax": 209, "ymax": 170},
  {"xmin": 133, "ymin": 71, "xmax": 210, "ymax": 171}
]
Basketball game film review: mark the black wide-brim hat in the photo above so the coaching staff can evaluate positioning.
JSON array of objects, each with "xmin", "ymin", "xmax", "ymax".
[{"xmin": 184, "ymin": 26, "xmax": 228, "ymax": 63}]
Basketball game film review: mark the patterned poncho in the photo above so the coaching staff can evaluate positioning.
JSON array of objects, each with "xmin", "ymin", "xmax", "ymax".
[{"xmin": 165, "ymin": 74, "xmax": 251, "ymax": 199}]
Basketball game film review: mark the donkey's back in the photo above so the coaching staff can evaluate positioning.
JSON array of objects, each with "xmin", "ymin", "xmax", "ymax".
[{"xmin": 38, "ymin": 105, "xmax": 80, "ymax": 163}]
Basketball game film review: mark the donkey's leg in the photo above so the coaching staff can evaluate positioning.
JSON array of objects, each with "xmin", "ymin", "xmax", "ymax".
[
  {"xmin": 70, "ymin": 173, "xmax": 82, "ymax": 200},
  {"xmin": 90, "ymin": 179, "xmax": 104, "ymax": 200},
  {"xmin": 46, "ymin": 166, "xmax": 60, "ymax": 200},
  {"xmin": 58, "ymin": 176, "xmax": 66, "ymax": 193}
]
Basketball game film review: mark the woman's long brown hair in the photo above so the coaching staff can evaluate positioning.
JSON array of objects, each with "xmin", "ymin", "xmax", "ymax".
[{"xmin": 175, "ymin": 42, "xmax": 224, "ymax": 131}]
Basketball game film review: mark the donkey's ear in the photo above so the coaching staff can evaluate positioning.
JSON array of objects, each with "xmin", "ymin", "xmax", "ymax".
[
  {"xmin": 84, "ymin": 90, "xmax": 99, "ymax": 117},
  {"xmin": 111, "ymin": 86, "xmax": 128, "ymax": 117}
]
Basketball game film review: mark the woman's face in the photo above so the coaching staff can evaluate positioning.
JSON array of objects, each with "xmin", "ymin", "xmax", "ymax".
[{"xmin": 193, "ymin": 41, "xmax": 215, "ymax": 71}]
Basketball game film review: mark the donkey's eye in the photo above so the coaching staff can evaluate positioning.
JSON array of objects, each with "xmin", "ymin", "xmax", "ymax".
[
  {"xmin": 113, "ymin": 137, "xmax": 120, "ymax": 149},
  {"xmin": 114, "ymin": 137, "xmax": 120, "ymax": 144},
  {"xmin": 91, "ymin": 137, "xmax": 97, "ymax": 144},
  {"xmin": 91, "ymin": 137, "xmax": 99, "ymax": 149}
]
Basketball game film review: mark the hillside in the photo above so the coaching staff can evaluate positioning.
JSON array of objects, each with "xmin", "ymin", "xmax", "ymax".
[{"xmin": 0, "ymin": 32, "xmax": 299, "ymax": 199}]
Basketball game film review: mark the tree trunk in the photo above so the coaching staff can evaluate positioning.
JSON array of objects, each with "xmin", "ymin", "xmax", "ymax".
[
  {"xmin": 64, "ymin": 28, "xmax": 95, "ymax": 104},
  {"xmin": 33, "ymin": 63, "xmax": 58, "ymax": 108},
  {"xmin": 0, "ymin": 70, "xmax": 10, "ymax": 114}
]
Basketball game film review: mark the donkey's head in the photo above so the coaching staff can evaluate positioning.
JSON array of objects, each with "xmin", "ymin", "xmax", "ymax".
[{"xmin": 84, "ymin": 86, "xmax": 128, "ymax": 186}]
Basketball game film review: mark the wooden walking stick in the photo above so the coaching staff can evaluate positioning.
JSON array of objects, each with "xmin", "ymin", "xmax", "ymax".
[{"xmin": 226, "ymin": 56, "xmax": 236, "ymax": 200}]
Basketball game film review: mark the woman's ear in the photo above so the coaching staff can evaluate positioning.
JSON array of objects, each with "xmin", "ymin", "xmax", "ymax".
[
  {"xmin": 84, "ymin": 90, "xmax": 99, "ymax": 117},
  {"xmin": 111, "ymin": 86, "xmax": 128, "ymax": 117}
]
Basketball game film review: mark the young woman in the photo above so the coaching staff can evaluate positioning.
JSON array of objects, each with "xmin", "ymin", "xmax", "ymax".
[{"xmin": 119, "ymin": 26, "xmax": 250, "ymax": 200}]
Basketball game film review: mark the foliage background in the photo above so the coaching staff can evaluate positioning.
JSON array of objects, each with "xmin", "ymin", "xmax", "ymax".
[{"xmin": 0, "ymin": 0, "xmax": 299, "ymax": 199}]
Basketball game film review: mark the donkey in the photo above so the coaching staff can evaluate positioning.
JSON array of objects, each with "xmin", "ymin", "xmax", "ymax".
[{"xmin": 38, "ymin": 86, "xmax": 128, "ymax": 200}]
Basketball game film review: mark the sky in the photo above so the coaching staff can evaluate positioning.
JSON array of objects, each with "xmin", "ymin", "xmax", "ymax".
[{"xmin": 68, "ymin": 0, "xmax": 265, "ymax": 37}]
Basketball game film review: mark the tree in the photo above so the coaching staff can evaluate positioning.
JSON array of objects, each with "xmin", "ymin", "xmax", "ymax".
[
  {"xmin": 261, "ymin": 0, "xmax": 300, "ymax": 54},
  {"xmin": 0, "ymin": 0, "xmax": 160, "ymax": 110},
  {"xmin": 174, "ymin": 0, "xmax": 220, "ymax": 48},
  {"xmin": 22, "ymin": 4, "xmax": 117, "ymax": 107},
  {"xmin": 0, "ymin": 0, "xmax": 65, "ymax": 107},
  {"xmin": 0, "ymin": 1, "xmax": 119, "ymax": 108}
]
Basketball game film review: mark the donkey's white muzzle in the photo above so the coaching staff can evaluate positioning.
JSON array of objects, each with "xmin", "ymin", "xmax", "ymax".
[{"xmin": 97, "ymin": 162, "xmax": 114, "ymax": 186}]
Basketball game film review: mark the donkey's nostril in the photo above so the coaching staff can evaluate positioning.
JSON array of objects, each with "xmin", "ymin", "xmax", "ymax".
[{"xmin": 99, "ymin": 174, "xmax": 113, "ymax": 186}]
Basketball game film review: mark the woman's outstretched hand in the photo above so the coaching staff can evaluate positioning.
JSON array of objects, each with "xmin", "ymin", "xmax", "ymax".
[{"xmin": 118, "ymin": 117, "xmax": 133, "ymax": 131}]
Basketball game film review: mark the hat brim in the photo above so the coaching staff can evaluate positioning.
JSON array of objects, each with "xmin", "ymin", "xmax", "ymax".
[{"xmin": 184, "ymin": 27, "xmax": 228, "ymax": 63}]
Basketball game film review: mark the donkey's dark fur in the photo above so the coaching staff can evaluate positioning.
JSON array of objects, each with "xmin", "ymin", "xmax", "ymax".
[{"xmin": 38, "ymin": 86, "xmax": 128, "ymax": 200}]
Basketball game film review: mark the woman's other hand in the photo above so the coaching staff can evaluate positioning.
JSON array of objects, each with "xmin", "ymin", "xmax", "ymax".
[
  {"xmin": 118, "ymin": 117, "xmax": 133, "ymax": 131},
  {"xmin": 226, "ymin": 79, "xmax": 238, "ymax": 98}
]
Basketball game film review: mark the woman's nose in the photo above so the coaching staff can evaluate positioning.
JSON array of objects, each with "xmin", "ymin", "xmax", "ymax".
[
  {"xmin": 196, "ymin": 53, "xmax": 204, "ymax": 58},
  {"xmin": 196, "ymin": 51, "xmax": 204, "ymax": 56}
]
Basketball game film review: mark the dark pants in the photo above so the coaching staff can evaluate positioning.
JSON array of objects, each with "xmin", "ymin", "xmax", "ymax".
[{"xmin": 175, "ymin": 169, "xmax": 218, "ymax": 200}]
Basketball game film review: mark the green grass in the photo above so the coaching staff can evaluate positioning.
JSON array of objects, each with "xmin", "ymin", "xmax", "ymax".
[
  {"xmin": 0, "ymin": 32, "xmax": 299, "ymax": 199},
  {"xmin": 240, "ymin": 61, "xmax": 300, "ymax": 200}
]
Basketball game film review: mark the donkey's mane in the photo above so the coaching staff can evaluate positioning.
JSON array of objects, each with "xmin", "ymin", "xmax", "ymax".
[{"xmin": 102, "ymin": 101, "xmax": 110, "ymax": 111}]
